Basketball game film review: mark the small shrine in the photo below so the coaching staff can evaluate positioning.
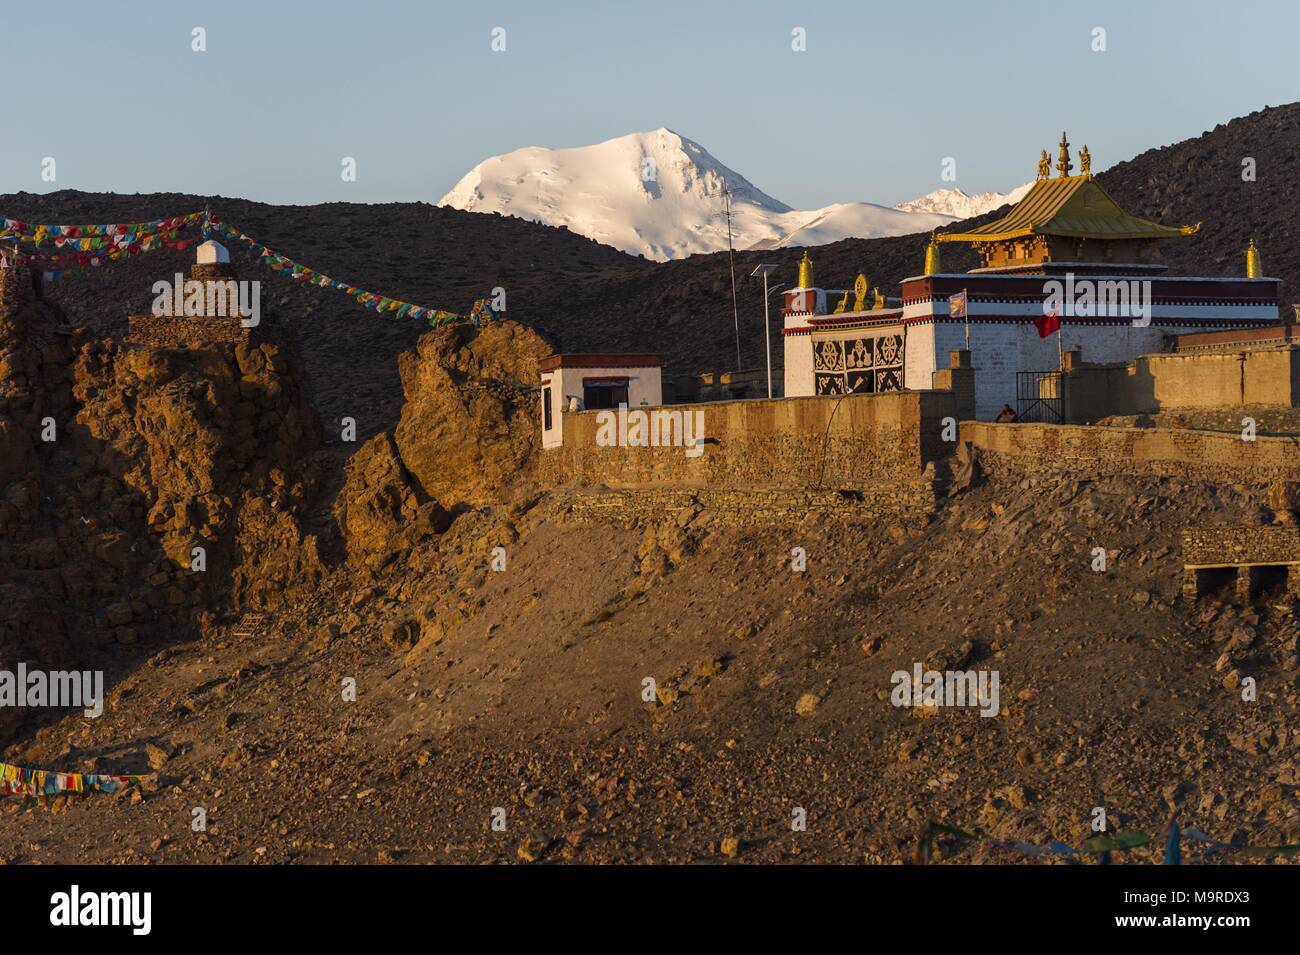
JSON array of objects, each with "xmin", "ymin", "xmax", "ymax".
[
  {"xmin": 127, "ymin": 240, "xmax": 254, "ymax": 347},
  {"xmin": 538, "ymin": 353, "xmax": 663, "ymax": 449}
]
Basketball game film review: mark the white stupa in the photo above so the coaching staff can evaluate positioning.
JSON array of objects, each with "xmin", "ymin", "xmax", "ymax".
[{"xmin": 196, "ymin": 239, "xmax": 230, "ymax": 265}]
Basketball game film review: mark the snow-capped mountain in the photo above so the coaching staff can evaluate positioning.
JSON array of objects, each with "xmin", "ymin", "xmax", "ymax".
[
  {"xmin": 438, "ymin": 129, "xmax": 955, "ymax": 261},
  {"xmin": 749, "ymin": 202, "xmax": 952, "ymax": 252},
  {"xmin": 893, "ymin": 184, "xmax": 1033, "ymax": 219}
]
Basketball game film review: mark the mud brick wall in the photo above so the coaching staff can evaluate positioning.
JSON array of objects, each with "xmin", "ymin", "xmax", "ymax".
[
  {"xmin": 1063, "ymin": 348, "xmax": 1300, "ymax": 421},
  {"xmin": 127, "ymin": 312, "xmax": 250, "ymax": 348},
  {"xmin": 542, "ymin": 390, "xmax": 959, "ymax": 490},
  {"xmin": 0, "ymin": 264, "xmax": 35, "ymax": 320},
  {"xmin": 565, "ymin": 484, "xmax": 941, "ymax": 527},
  {"xmin": 1182, "ymin": 526, "xmax": 1300, "ymax": 566},
  {"xmin": 963, "ymin": 421, "xmax": 1300, "ymax": 484}
]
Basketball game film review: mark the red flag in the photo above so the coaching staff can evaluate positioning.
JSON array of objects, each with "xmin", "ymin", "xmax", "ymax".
[{"xmin": 1035, "ymin": 309, "xmax": 1060, "ymax": 338}]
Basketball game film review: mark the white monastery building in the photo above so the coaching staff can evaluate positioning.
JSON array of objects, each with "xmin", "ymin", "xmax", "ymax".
[{"xmin": 782, "ymin": 134, "xmax": 1280, "ymax": 419}]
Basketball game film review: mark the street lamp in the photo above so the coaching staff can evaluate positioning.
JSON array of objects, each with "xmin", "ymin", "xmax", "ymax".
[{"xmin": 750, "ymin": 264, "xmax": 784, "ymax": 399}]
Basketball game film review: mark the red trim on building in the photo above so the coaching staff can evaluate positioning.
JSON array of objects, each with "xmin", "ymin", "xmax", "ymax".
[
  {"xmin": 805, "ymin": 310, "xmax": 905, "ymax": 327},
  {"xmin": 1176, "ymin": 324, "xmax": 1300, "ymax": 350},
  {"xmin": 901, "ymin": 274, "xmax": 1280, "ymax": 305},
  {"xmin": 782, "ymin": 315, "xmax": 1277, "ymax": 336},
  {"xmin": 539, "ymin": 352, "xmax": 661, "ymax": 372}
]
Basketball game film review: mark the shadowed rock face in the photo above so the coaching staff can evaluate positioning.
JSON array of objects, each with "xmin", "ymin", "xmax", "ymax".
[
  {"xmin": 0, "ymin": 297, "xmax": 325, "ymax": 741},
  {"xmin": 0, "ymin": 291, "xmax": 552, "ymax": 745},
  {"xmin": 332, "ymin": 320, "xmax": 551, "ymax": 571}
]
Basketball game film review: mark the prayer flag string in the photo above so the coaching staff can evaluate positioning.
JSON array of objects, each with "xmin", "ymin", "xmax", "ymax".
[
  {"xmin": 0, "ymin": 208, "xmax": 496, "ymax": 329},
  {"xmin": 0, "ymin": 759, "xmax": 146, "ymax": 799}
]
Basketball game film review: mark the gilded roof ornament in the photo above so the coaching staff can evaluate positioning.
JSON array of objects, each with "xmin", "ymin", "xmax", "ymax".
[
  {"xmin": 1036, "ymin": 150, "xmax": 1051, "ymax": 181},
  {"xmin": 1055, "ymin": 131, "xmax": 1073, "ymax": 178},
  {"xmin": 797, "ymin": 250, "xmax": 814, "ymax": 289},
  {"xmin": 1246, "ymin": 238, "xmax": 1262, "ymax": 278},
  {"xmin": 924, "ymin": 231, "xmax": 941, "ymax": 274},
  {"xmin": 1079, "ymin": 145, "xmax": 1091, "ymax": 178},
  {"xmin": 853, "ymin": 274, "xmax": 868, "ymax": 311}
]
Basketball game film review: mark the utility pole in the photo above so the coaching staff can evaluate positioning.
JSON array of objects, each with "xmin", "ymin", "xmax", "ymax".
[
  {"xmin": 720, "ymin": 181, "xmax": 742, "ymax": 371},
  {"xmin": 751, "ymin": 264, "xmax": 782, "ymax": 399}
]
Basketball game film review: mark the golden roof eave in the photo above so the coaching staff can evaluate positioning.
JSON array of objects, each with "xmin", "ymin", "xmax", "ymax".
[{"xmin": 934, "ymin": 175, "xmax": 1199, "ymax": 244}]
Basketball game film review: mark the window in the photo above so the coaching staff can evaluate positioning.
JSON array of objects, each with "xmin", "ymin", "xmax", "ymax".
[
  {"xmin": 542, "ymin": 387, "xmax": 553, "ymax": 430},
  {"xmin": 583, "ymin": 384, "xmax": 629, "ymax": 409}
]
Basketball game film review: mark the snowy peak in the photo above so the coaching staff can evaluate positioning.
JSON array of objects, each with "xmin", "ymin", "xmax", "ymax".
[
  {"xmin": 438, "ymin": 129, "xmax": 793, "ymax": 261},
  {"xmin": 438, "ymin": 130, "xmax": 956, "ymax": 261},
  {"xmin": 748, "ymin": 202, "xmax": 954, "ymax": 252},
  {"xmin": 894, "ymin": 183, "xmax": 1034, "ymax": 219}
]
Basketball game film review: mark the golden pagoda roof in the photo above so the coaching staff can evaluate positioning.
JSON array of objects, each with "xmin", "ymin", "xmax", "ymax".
[{"xmin": 935, "ymin": 175, "xmax": 1199, "ymax": 244}]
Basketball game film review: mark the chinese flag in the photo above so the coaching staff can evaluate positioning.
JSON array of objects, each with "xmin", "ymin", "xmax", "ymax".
[{"xmin": 1035, "ymin": 309, "xmax": 1060, "ymax": 339}]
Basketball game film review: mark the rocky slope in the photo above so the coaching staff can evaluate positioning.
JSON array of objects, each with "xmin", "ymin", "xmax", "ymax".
[{"xmin": 0, "ymin": 454, "xmax": 1295, "ymax": 864}]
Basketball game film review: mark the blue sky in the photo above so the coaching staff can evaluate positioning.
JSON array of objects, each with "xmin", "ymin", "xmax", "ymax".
[{"xmin": 1, "ymin": 0, "xmax": 1295, "ymax": 208}]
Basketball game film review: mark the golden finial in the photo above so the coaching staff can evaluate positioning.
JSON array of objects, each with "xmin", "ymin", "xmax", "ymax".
[
  {"xmin": 834, "ymin": 289, "xmax": 850, "ymax": 313},
  {"xmin": 872, "ymin": 287, "xmax": 886, "ymax": 310},
  {"xmin": 1246, "ymin": 238, "xmax": 1262, "ymax": 278},
  {"xmin": 1055, "ymin": 131, "xmax": 1073, "ymax": 177},
  {"xmin": 1036, "ymin": 149, "xmax": 1051, "ymax": 180},
  {"xmin": 1079, "ymin": 145, "xmax": 1092, "ymax": 178},
  {"xmin": 924, "ymin": 232, "xmax": 941, "ymax": 275},
  {"xmin": 797, "ymin": 250, "xmax": 814, "ymax": 289},
  {"xmin": 853, "ymin": 274, "xmax": 868, "ymax": 311}
]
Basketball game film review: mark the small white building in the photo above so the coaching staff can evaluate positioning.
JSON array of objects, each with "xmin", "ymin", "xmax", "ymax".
[{"xmin": 539, "ymin": 353, "xmax": 662, "ymax": 449}]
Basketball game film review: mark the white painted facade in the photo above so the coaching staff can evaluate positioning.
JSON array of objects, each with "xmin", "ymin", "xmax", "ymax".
[
  {"xmin": 783, "ymin": 271, "xmax": 1281, "ymax": 419},
  {"xmin": 539, "ymin": 357, "xmax": 662, "ymax": 450}
]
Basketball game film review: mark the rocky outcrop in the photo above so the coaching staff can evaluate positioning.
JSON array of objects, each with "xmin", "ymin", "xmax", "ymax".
[
  {"xmin": 393, "ymin": 320, "xmax": 552, "ymax": 508},
  {"xmin": 0, "ymin": 296, "xmax": 326, "ymax": 739},
  {"xmin": 332, "ymin": 320, "xmax": 549, "ymax": 565},
  {"xmin": 333, "ymin": 432, "xmax": 448, "ymax": 570},
  {"xmin": 66, "ymin": 337, "xmax": 324, "ymax": 607}
]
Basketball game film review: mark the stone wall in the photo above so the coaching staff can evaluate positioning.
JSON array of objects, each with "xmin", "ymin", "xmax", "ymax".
[
  {"xmin": 542, "ymin": 389, "xmax": 959, "ymax": 490},
  {"xmin": 1062, "ymin": 348, "xmax": 1300, "ymax": 421},
  {"xmin": 1182, "ymin": 526, "xmax": 1300, "ymax": 566},
  {"xmin": 930, "ymin": 321, "xmax": 1185, "ymax": 420},
  {"xmin": 962, "ymin": 421, "xmax": 1300, "ymax": 484},
  {"xmin": 127, "ymin": 312, "xmax": 250, "ymax": 348},
  {"xmin": 565, "ymin": 483, "xmax": 940, "ymax": 527},
  {"xmin": 540, "ymin": 389, "xmax": 962, "ymax": 526},
  {"xmin": 1180, "ymin": 525, "xmax": 1300, "ymax": 601}
]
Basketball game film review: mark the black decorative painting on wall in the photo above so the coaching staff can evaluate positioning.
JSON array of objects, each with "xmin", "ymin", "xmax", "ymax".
[
  {"xmin": 814, "ymin": 332, "xmax": 903, "ymax": 395},
  {"xmin": 815, "ymin": 372, "xmax": 846, "ymax": 395}
]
